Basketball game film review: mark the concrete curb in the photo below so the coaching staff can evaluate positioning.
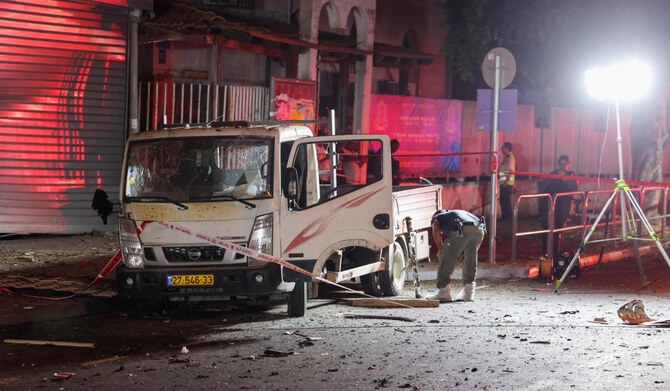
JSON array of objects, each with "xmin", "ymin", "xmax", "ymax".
[{"xmin": 408, "ymin": 245, "xmax": 657, "ymax": 281}]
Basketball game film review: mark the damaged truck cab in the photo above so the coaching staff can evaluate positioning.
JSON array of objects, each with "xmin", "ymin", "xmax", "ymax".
[{"xmin": 116, "ymin": 121, "xmax": 441, "ymax": 316}]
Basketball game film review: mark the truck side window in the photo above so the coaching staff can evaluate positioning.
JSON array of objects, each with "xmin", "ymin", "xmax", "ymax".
[{"xmin": 291, "ymin": 139, "xmax": 382, "ymax": 208}]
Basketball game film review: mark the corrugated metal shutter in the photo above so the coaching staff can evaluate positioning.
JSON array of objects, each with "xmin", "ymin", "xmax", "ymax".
[{"xmin": 0, "ymin": 0, "xmax": 129, "ymax": 234}]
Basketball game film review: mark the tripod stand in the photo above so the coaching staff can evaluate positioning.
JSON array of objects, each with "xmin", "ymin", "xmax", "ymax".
[{"xmin": 555, "ymin": 100, "xmax": 670, "ymax": 291}]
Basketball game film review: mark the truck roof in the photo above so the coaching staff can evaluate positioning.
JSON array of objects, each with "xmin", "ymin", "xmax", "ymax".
[{"xmin": 127, "ymin": 124, "xmax": 314, "ymax": 143}]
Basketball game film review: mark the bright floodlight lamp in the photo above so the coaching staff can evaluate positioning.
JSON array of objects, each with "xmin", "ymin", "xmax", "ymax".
[
  {"xmin": 585, "ymin": 60, "xmax": 652, "ymax": 102},
  {"xmin": 556, "ymin": 59, "xmax": 670, "ymax": 292}
]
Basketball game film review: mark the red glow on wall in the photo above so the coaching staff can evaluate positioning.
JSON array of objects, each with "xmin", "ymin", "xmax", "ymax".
[{"xmin": 0, "ymin": 0, "xmax": 131, "ymax": 233}]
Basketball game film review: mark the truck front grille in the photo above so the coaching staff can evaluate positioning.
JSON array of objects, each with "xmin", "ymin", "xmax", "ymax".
[{"xmin": 163, "ymin": 246, "xmax": 225, "ymax": 263}]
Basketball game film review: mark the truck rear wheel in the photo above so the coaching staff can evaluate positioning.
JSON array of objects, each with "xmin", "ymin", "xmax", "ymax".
[
  {"xmin": 379, "ymin": 242, "xmax": 406, "ymax": 296},
  {"xmin": 287, "ymin": 281, "xmax": 307, "ymax": 317}
]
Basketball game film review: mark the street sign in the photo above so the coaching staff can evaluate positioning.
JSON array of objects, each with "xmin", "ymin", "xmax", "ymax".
[
  {"xmin": 481, "ymin": 47, "xmax": 515, "ymax": 266},
  {"xmin": 482, "ymin": 47, "xmax": 516, "ymax": 89},
  {"xmin": 476, "ymin": 89, "xmax": 518, "ymax": 132}
]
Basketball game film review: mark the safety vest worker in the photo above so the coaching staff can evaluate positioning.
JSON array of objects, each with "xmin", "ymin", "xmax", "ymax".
[{"xmin": 498, "ymin": 143, "xmax": 515, "ymax": 186}]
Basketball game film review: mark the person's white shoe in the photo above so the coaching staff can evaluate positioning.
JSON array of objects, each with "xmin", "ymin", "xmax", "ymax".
[
  {"xmin": 426, "ymin": 285, "xmax": 452, "ymax": 302},
  {"xmin": 455, "ymin": 282, "xmax": 475, "ymax": 301}
]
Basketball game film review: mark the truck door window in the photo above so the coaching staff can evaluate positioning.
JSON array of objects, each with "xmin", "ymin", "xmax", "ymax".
[{"xmin": 291, "ymin": 139, "xmax": 382, "ymax": 208}]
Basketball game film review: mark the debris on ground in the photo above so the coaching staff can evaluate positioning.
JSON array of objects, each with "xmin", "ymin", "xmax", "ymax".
[
  {"xmin": 344, "ymin": 314, "xmax": 415, "ymax": 322},
  {"xmin": 168, "ymin": 356, "xmax": 190, "ymax": 364},
  {"xmin": 4, "ymin": 339, "xmax": 94, "ymax": 348},
  {"xmin": 43, "ymin": 372, "xmax": 76, "ymax": 382},
  {"xmin": 345, "ymin": 298, "xmax": 438, "ymax": 308},
  {"xmin": 53, "ymin": 372, "xmax": 75, "ymax": 380},
  {"xmin": 500, "ymin": 315, "xmax": 517, "ymax": 323},
  {"xmin": 263, "ymin": 349, "xmax": 293, "ymax": 357},
  {"xmin": 81, "ymin": 356, "xmax": 127, "ymax": 367},
  {"xmin": 617, "ymin": 300, "xmax": 654, "ymax": 324},
  {"xmin": 180, "ymin": 346, "xmax": 189, "ymax": 354}
]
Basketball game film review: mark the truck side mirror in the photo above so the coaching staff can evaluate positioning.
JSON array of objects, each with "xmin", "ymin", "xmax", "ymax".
[{"xmin": 284, "ymin": 167, "xmax": 299, "ymax": 200}]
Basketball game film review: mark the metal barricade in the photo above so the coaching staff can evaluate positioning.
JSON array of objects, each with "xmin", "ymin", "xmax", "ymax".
[
  {"xmin": 511, "ymin": 185, "xmax": 670, "ymax": 263},
  {"xmin": 583, "ymin": 189, "xmax": 619, "ymax": 234},
  {"xmin": 511, "ymin": 191, "xmax": 586, "ymax": 263},
  {"xmin": 552, "ymin": 191, "xmax": 586, "ymax": 244},
  {"xmin": 639, "ymin": 186, "xmax": 668, "ymax": 239},
  {"xmin": 511, "ymin": 193, "xmax": 552, "ymax": 263}
]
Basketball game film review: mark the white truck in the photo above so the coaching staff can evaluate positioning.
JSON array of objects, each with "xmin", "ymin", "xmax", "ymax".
[{"xmin": 115, "ymin": 118, "xmax": 442, "ymax": 316}]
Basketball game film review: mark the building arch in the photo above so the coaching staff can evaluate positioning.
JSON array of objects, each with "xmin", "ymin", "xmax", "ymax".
[
  {"xmin": 298, "ymin": 0, "xmax": 375, "ymax": 134},
  {"xmin": 347, "ymin": 6, "xmax": 369, "ymax": 49},
  {"xmin": 318, "ymin": 2, "xmax": 343, "ymax": 30}
]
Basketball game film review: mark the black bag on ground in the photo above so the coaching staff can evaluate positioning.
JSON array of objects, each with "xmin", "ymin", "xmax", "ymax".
[{"xmin": 553, "ymin": 251, "xmax": 580, "ymax": 279}]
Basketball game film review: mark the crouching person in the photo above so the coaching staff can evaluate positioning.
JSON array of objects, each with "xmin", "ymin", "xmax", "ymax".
[{"xmin": 427, "ymin": 209, "xmax": 486, "ymax": 302}]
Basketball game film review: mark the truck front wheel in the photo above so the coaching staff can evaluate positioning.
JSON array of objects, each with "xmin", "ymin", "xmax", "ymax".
[
  {"xmin": 287, "ymin": 281, "xmax": 307, "ymax": 317},
  {"xmin": 356, "ymin": 250, "xmax": 383, "ymax": 296},
  {"xmin": 379, "ymin": 242, "xmax": 406, "ymax": 296}
]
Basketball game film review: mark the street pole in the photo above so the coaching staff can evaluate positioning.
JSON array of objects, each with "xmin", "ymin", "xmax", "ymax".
[
  {"xmin": 614, "ymin": 100, "xmax": 627, "ymax": 238},
  {"xmin": 539, "ymin": 127, "xmax": 543, "ymax": 173},
  {"xmin": 329, "ymin": 109, "xmax": 337, "ymax": 188},
  {"xmin": 489, "ymin": 55, "xmax": 501, "ymax": 264},
  {"xmin": 128, "ymin": 9, "xmax": 140, "ymax": 135}
]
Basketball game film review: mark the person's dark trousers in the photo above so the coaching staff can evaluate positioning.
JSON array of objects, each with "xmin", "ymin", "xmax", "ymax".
[
  {"xmin": 541, "ymin": 199, "xmax": 571, "ymax": 256},
  {"xmin": 500, "ymin": 185, "xmax": 513, "ymax": 221}
]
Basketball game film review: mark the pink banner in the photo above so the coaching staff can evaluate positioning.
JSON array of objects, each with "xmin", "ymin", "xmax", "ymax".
[{"xmin": 370, "ymin": 95, "xmax": 462, "ymax": 178}]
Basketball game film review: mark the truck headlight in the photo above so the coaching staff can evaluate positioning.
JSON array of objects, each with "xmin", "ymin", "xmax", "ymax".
[
  {"xmin": 248, "ymin": 214, "xmax": 272, "ymax": 266},
  {"xmin": 119, "ymin": 218, "xmax": 144, "ymax": 268}
]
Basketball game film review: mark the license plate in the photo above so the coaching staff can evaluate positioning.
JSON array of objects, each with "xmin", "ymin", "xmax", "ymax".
[{"xmin": 167, "ymin": 274, "xmax": 214, "ymax": 286}]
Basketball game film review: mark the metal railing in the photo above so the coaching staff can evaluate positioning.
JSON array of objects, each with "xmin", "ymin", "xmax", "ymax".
[
  {"xmin": 511, "ymin": 193, "xmax": 553, "ymax": 264},
  {"xmin": 511, "ymin": 192, "xmax": 585, "ymax": 263},
  {"xmin": 510, "ymin": 186, "xmax": 670, "ymax": 263},
  {"xmin": 639, "ymin": 187, "xmax": 668, "ymax": 238},
  {"xmin": 138, "ymin": 82, "xmax": 271, "ymax": 131}
]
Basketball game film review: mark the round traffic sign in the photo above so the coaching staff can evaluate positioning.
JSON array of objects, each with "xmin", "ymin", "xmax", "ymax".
[{"xmin": 482, "ymin": 47, "xmax": 516, "ymax": 89}]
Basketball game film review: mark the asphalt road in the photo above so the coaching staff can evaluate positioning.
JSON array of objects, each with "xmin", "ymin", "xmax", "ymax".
[{"xmin": 1, "ymin": 255, "xmax": 670, "ymax": 390}]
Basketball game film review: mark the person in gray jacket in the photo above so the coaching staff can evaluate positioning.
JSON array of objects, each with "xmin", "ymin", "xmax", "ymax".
[{"xmin": 426, "ymin": 209, "xmax": 486, "ymax": 302}]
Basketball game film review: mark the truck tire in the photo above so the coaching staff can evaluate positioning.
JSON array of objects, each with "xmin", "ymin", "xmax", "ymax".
[
  {"xmin": 360, "ymin": 273, "xmax": 383, "ymax": 296},
  {"xmin": 379, "ymin": 241, "xmax": 406, "ymax": 296},
  {"xmin": 355, "ymin": 250, "xmax": 383, "ymax": 296},
  {"xmin": 287, "ymin": 281, "xmax": 307, "ymax": 317}
]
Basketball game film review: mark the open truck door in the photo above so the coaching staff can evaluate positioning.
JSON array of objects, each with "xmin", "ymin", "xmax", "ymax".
[{"xmin": 279, "ymin": 135, "xmax": 394, "ymax": 314}]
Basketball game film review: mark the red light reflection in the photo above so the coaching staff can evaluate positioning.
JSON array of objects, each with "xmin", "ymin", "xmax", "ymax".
[{"xmin": 1, "ymin": 0, "xmax": 129, "ymax": 233}]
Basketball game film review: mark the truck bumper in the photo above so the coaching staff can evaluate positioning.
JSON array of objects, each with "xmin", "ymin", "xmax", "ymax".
[{"xmin": 116, "ymin": 263, "xmax": 285, "ymax": 301}]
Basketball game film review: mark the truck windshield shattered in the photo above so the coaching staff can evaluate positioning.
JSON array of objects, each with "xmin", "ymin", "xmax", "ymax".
[{"xmin": 124, "ymin": 137, "xmax": 273, "ymax": 202}]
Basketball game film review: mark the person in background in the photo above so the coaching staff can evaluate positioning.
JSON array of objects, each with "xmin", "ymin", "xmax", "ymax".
[
  {"xmin": 539, "ymin": 155, "xmax": 578, "ymax": 256},
  {"xmin": 498, "ymin": 142, "xmax": 516, "ymax": 221},
  {"xmin": 391, "ymin": 139, "xmax": 400, "ymax": 186},
  {"xmin": 426, "ymin": 209, "xmax": 486, "ymax": 303}
]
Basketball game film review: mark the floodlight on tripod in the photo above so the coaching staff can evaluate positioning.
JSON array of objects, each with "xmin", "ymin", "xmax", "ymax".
[{"xmin": 555, "ymin": 59, "xmax": 670, "ymax": 291}]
